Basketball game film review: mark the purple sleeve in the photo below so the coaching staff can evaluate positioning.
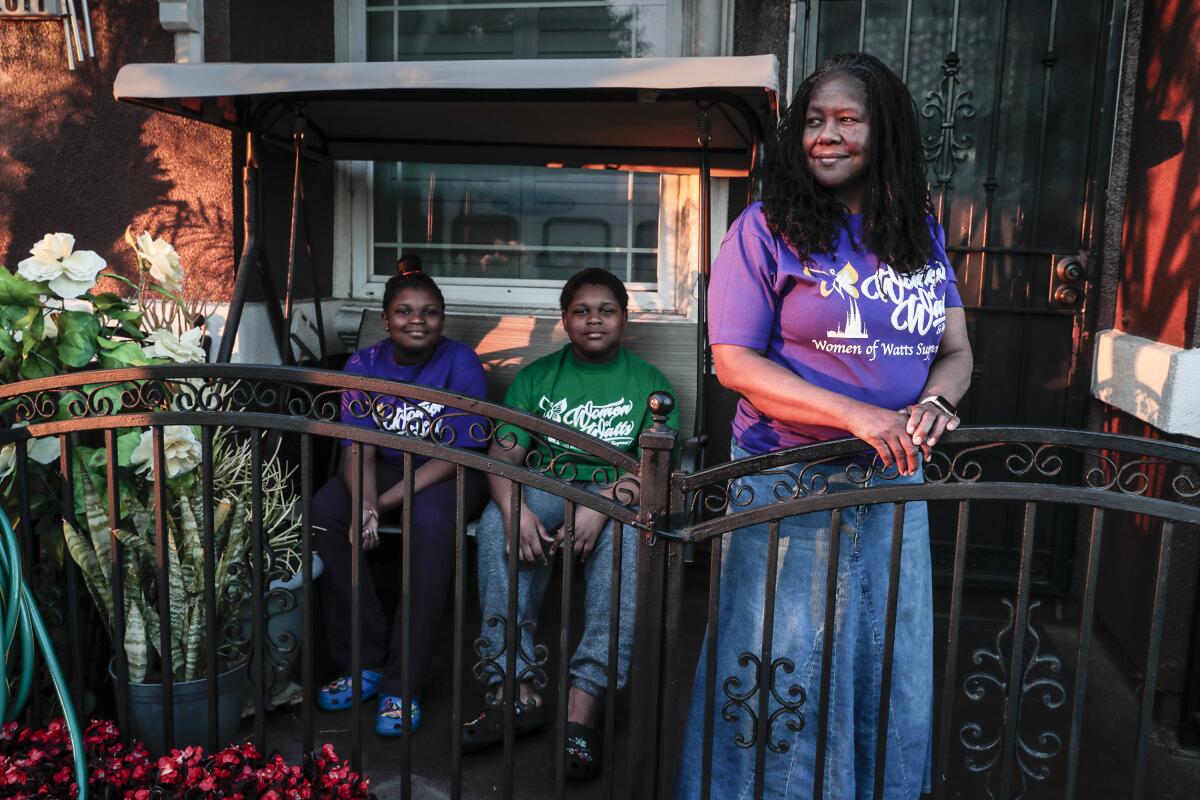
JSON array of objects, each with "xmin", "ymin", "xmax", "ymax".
[
  {"xmin": 932, "ymin": 221, "xmax": 963, "ymax": 309},
  {"xmin": 708, "ymin": 212, "xmax": 780, "ymax": 351},
  {"xmin": 434, "ymin": 347, "xmax": 490, "ymax": 449}
]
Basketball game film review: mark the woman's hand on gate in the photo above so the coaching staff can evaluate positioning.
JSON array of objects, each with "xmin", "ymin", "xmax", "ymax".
[
  {"xmin": 556, "ymin": 506, "xmax": 609, "ymax": 562},
  {"xmin": 902, "ymin": 401, "xmax": 959, "ymax": 457},
  {"xmin": 508, "ymin": 506, "xmax": 554, "ymax": 564},
  {"xmin": 843, "ymin": 403, "xmax": 921, "ymax": 476}
]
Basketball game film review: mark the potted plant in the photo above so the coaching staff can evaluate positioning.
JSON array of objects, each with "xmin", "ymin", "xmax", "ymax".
[{"xmin": 0, "ymin": 230, "xmax": 302, "ymax": 753}]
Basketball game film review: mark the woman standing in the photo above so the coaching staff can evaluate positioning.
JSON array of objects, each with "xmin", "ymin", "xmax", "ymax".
[
  {"xmin": 313, "ymin": 267, "xmax": 488, "ymax": 735},
  {"xmin": 678, "ymin": 53, "xmax": 973, "ymax": 799}
]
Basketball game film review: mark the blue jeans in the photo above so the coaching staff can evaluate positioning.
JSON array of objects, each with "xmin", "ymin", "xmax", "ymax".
[
  {"xmin": 474, "ymin": 483, "xmax": 639, "ymax": 698},
  {"xmin": 677, "ymin": 446, "xmax": 933, "ymax": 800}
]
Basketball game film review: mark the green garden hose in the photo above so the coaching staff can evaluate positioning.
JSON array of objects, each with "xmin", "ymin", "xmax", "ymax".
[{"xmin": 0, "ymin": 507, "xmax": 88, "ymax": 799}]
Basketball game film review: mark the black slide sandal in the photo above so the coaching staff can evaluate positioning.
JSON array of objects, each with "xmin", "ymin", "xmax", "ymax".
[
  {"xmin": 564, "ymin": 721, "xmax": 601, "ymax": 782},
  {"xmin": 462, "ymin": 698, "xmax": 545, "ymax": 753}
]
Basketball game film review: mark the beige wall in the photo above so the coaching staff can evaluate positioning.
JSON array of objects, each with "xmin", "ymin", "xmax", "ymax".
[{"xmin": 0, "ymin": 1, "xmax": 234, "ymax": 302}]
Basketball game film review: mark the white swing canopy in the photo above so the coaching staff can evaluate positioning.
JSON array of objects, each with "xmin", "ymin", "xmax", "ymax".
[{"xmin": 113, "ymin": 56, "xmax": 779, "ymax": 175}]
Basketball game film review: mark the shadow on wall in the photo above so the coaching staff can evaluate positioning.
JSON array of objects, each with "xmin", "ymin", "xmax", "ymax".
[
  {"xmin": 0, "ymin": 1, "xmax": 232, "ymax": 300},
  {"xmin": 1117, "ymin": 0, "xmax": 1200, "ymax": 349}
]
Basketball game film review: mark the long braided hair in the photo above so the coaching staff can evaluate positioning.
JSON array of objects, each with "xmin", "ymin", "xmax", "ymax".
[{"xmin": 761, "ymin": 53, "xmax": 933, "ymax": 274}]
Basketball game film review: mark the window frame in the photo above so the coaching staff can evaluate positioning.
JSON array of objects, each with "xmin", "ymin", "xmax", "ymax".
[{"xmin": 333, "ymin": 0, "xmax": 722, "ymax": 318}]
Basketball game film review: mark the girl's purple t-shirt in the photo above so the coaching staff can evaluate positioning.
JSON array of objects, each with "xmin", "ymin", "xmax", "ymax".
[
  {"xmin": 340, "ymin": 336, "xmax": 489, "ymax": 463},
  {"xmin": 709, "ymin": 203, "xmax": 962, "ymax": 454}
]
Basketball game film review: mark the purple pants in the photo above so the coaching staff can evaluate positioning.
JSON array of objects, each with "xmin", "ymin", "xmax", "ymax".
[{"xmin": 313, "ymin": 459, "xmax": 482, "ymax": 697}]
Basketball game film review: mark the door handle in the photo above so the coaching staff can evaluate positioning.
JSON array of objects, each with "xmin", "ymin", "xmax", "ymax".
[{"xmin": 1050, "ymin": 253, "xmax": 1087, "ymax": 308}]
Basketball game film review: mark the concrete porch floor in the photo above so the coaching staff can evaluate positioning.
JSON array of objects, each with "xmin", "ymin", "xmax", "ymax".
[{"xmin": 245, "ymin": 550, "xmax": 1200, "ymax": 799}]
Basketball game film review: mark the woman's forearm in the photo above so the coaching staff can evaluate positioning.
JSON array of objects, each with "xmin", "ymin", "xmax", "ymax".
[
  {"xmin": 712, "ymin": 344, "xmax": 879, "ymax": 431},
  {"xmin": 376, "ymin": 456, "xmax": 458, "ymax": 511},
  {"xmin": 916, "ymin": 308, "xmax": 973, "ymax": 406}
]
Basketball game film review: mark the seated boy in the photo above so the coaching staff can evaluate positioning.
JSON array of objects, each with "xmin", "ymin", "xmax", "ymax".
[{"xmin": 464, "ymin": 268, "xmax": 678, "ymax": 780}]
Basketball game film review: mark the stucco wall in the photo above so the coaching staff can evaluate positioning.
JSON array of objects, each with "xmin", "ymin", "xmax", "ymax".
[
  {"xmin": 1115, "ymin": 0, "xmax": 1200, "ymax": 349},
  {"xmin": 1095, "ymin": 0, "xmax": 1200, "ymax": 729},
  {"xmin": 0, "ymin": 1, "xmax": 234, "ymax": 302}
]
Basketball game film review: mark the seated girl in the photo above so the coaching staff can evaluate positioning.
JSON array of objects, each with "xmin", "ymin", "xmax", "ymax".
[
  {"xmin": 464, "ymin": 268, "xmax": 678, "ymax": 781},
  {"xmin": 312, "ymin": 267, "xmax": 488, "ymax": 735}
]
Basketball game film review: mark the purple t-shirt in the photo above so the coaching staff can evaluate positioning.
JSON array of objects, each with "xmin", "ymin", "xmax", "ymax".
[
  {"xmin": 340, "ymin": 336, "xmax": 489, "ymax": 464},
  {"xmin": 709, "ymin": 203, "xmax": 963, "ymax": 454}
]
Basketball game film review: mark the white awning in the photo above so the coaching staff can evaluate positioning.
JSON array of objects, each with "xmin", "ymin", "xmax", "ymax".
[{"xmin": 113, "ymin": 56, "xmax": 779, "ymax": 174}]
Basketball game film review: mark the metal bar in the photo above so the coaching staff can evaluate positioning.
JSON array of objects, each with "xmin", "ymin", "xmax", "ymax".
[
  {"xmin": 503, "ymin": 480, "xmax": 521, "ymax": 799},
  {"xmin": 603, "ymin": 511, "xmax": 621, "ymax": 798},
  {"xmin": 201, "ymin": 427, "xmax": 219, "ymax": 752},
  {"xmin": 61, "ymin": 17, "xmax": 75, "ymax": 71},
  {"xmin": 78, "ymin": 0, "xmax": 95, "ymax": 56},
  {"xmin": 901, "ymin": 0, "xmax": 915, "ymax": 82},
  {"xmin": 350, "ymin": 443, "xmax": 364, "ymax": 770},
  {"xmin": 857, "ymin": 0, "xmax": 868, "ymax": 51},
  {"xmin": 251, "ymin": 431, "xmax": 267, "ymax": 751},
  {"xmin": 556, "ymin": 500, "xmax": 576, "ymax": 800},
  {"xmin": 695, "ymin": 110, "xmax": 713, "ymax": 440},
  {"xmin": 301, "ymin": 434, "xmax": 316, "ymax": 756},
  {"xmin": 1064, "ymin": 507, "xmax": 1103, "ymax": 799},
  {"xmin": 997, "ymin": 502, "xmax": 1037, "ymax": 800},
  {"xmin": 282, "ymin": 115, "xmax": 306, "ymax": 366},
  {"xmin": 58, "ymin": 435, "xmax": 84, "ymax": 710},
  {"xmin": 812, "ymin": 508, "xmax": 843, "ymax": 800},
  {"xmin": 63, "ymin": 0, "xmax": 83, "ymax": 60},
  {"xmin": 298, "ymin": 181, "xmax": 328, "ymax": 362},
  {"xmin": 699, "ymin": 533, "xmax": 723, "ymax": 800},
  {"xmin": 152, "ymin": 426, "xmax": 175, "ymax": 747},
  {"xmin": 978, "ymin": 0, "xmax": 1013, "ymax": 274},
  {"xmin": 451, "ymin": 465, "xmax": 467, "ymax": 800},
  {"xmin": 1131, "ymin": 521, "xmax": 1173, "ymax": 800},
  {"xmin": 218, "ymin": 132, "xmax": 259, "ymax": 363},
  {"xmin": 400, "ymin": 451, "xmax": 414, "ymax": 799},
  {"xmin": 104, "ymin": 430, "xmax": 131, "ymax": 738},
  {"xmin": 657, "ymin": 539, "xmax": 686, "ymax": 800},
  {"xmin": 872, "ymin": 504, "xmax": 907, "ymax": 799},
  {"xmin": 935, "ymin": 501, "xmax": 971, "ymax": 799},
  {"xmin": 1028, "ymin": 0, "xmax": 1061, "ymax": 245},
  {"xmin": 753, "ymin": 520, "xmax": 783, "ymax": 800}
]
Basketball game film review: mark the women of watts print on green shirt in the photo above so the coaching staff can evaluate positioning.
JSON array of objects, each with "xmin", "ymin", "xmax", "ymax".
[{"xmin": 495, "ymin": 344, "xmax": 679, "ymax": 482}]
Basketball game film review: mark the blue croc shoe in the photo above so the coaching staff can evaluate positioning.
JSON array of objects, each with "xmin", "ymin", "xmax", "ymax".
[
  {"xmin": 375, "ymin": 695, "xmax": 422, "ymax": 736},
  {"xmin": 316, "ymin": 670, "xmax": 383, "ymax": 711}
]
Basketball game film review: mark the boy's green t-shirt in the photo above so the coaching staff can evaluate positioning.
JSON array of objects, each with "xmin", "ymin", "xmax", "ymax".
[{"xmin": 497, "ymin": 345, "xmax": 680, "ymax": 481}]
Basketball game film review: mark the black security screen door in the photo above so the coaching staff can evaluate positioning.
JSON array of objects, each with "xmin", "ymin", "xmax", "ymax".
[{"xmin": 792, "ymin": 0, "xmax": 1127, "ymax": 589}]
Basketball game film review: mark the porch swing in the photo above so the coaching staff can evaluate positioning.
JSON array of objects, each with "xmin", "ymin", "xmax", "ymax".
[{"xmin": 112, "ymin": 55, "xmax": 780, "ymax": 472}]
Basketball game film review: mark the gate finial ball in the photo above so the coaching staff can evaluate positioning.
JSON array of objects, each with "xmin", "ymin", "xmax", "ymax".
[{"xmin": 647, "ymin": 391, "xmax": 675, "ymax": 425}]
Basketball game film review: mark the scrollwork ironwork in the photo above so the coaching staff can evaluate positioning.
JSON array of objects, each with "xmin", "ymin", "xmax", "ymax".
[
  {"xmin": 472, "ymin": 615, "xmax": 549, "ymax": 705},
  {"xmin": 922, "ymin": 51, "xmax": 977, "ymax": 186},
  {"xmin": 959, "ymin": 599, "xmax": 1064, "ymax": 798},
  {"xmin": 720, "ymin": 652, "xmax": 805, "ymax": 753}
]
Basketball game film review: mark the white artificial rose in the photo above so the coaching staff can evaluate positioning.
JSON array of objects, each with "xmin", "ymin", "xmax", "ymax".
[
  {"xmin": 42, "ymin": 312, "xmax": 58, "ymax": 340},
  {"xmin": 16, "ymin": 233, "xmax": 71, "ymax": 283},
  {"xmin": 16, "ymin": 232, "xmax": 106, "ymax": 299},
  {"xmin": 0, "ymin": 423, "xmax": 61, "ymax": 479},
  {"xmin": 130, "ymin": 426, "xmax": 202, "ymax": 480},
  {"xmin": 135, "ymin": 232, "xmax": 183, "ymax": 294},
  {"xmin": 142, "ymin": 327, "xmax": 206, "ymax": 363}
]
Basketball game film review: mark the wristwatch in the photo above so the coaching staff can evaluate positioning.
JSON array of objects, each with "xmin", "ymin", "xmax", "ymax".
[{"xmin": 919, "ymin": 395, "xmax": 957, "ymax": 416}]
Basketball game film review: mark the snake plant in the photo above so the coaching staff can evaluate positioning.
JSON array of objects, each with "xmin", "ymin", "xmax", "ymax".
[{"xmin": 62, "ymin": 427, "xmax": 300, "ymax": 683}]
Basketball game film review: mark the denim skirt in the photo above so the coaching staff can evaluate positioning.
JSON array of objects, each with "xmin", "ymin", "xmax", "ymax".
[{"xmin": 676, "ymin": 446, "xmax": 933, "ymax": 800}]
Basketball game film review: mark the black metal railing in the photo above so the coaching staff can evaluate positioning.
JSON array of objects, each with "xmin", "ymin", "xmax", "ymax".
[
  {"xmin": 2, "ymin": 366, "xmax": 1198, "ymax": 800},
  {"xmin": 633, "ymin": 430, "xmax": 1200, "ymax": 800}
]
